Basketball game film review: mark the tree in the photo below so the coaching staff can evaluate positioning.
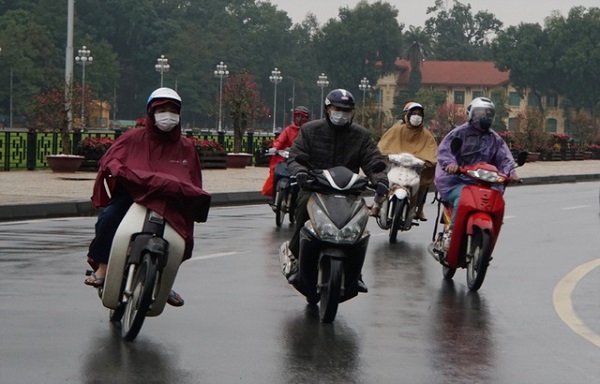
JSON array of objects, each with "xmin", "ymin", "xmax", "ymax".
[
  {"xmin": 492, "ymin": 23, "xmax": 557, "ymax": 116},
  {"xmin": 314, "ymin": 1, "xmax": 403, "ymax": 94},
  {"xmin": 222, "ymin": 70, "xmax": 268, "ymax": 153},
  {"xmin": 547, "ymin": 7, "xmax": 600, "ymax": 133},
  {"xmin": 429, "ymin": 102, "xmax": 467, "ymax": 142},
  {"xmin": 425, "ymin": 0, "xmax": 502, "ymax": 60},
  {"xmin": 31, "ymin": 82, "xmax": 95, "ymax": 154}
]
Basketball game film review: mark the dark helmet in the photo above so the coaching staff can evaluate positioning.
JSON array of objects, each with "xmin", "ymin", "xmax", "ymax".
[
  {"xmin": 325, "ymin": 89, "xmax": 355, "ymax": 110},
  {"xmin": 293, "ymin": 106, "xmax": 310, "ymax": 118}
]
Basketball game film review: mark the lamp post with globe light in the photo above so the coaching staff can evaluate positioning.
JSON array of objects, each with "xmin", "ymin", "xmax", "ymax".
[
  {"xmin": 269, "ymin": 68, "xmax": 282, "ymax": 134},
  {"xmin": 155, "ymin": 55, "xmax": 170, "ymax": 87},
  {"xmin": 317, "ymin": 73, "xmax": 329, "ymax": 119},
  {"xmin": 214, "ymin": 61, "xmax": 229, "ymax": 132},
  {"xmin": 358, "ymin": 77, "xmax": 371, "ymax": 126},
  {"xmin": 75, "ymin": 45, "xmax": 93, "ymax": 129}
]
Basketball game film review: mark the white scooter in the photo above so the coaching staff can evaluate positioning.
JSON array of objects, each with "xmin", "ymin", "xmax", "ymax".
[
  {"xmin": 88, "ymin": 172, "xmax": 210, "ymax": 341},
  {"xmin": 375, "ymin": 153, "xmax": 425, "ymax": 243}
]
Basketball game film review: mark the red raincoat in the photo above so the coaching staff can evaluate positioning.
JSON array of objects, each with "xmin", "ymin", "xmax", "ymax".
[
  {"xmin": 92, "ymin": 115, "xmax": 211, "ymax": 260},
  {"xmin": 261, "ymin": 123, "xmax": 300, "ymax": 196}
]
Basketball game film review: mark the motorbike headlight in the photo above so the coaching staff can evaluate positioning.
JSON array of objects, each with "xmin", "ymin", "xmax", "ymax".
[
  {"xmin": 310, "ymin": 204, "xmax": 369, "ymax": 244},
  {"xmin": 466, "ymin": 169, "xmax": 502, "ymax": 183}
]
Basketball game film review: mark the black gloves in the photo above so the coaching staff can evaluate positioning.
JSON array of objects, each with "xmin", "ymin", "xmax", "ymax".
[
  {"xmin": 294, "ymin": 172, "xmax": 309, "ymax": 188},
  {"xmin": 374, "ymin": 182, "xmax": 388, "ymax": 204}
]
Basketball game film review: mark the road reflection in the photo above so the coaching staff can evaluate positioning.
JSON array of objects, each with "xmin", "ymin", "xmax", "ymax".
[
  {"xmin": 278, "ymin": 307, "xmax": 363, "ymax": 383},
  {"xmin": 80, "ymin": 325, "xmax": 193, "ymax": 383},
  {"xmin": 427, "ymin": 281, "xmax": 495, "ymax": 383}
]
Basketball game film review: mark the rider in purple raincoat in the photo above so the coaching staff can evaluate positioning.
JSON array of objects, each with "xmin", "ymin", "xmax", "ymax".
[{"xmin": 434, "ymin": 97, "xmax": 520, "ymax": 223}]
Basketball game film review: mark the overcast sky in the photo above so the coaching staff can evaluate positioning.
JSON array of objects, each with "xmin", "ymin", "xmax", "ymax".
[{"xmin": 269, "ymin": 0, "xmax": 599, "ymax": 28}]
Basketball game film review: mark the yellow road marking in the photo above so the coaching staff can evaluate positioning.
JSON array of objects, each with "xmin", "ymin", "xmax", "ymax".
[{"xmin": 553, "ymin": 258, "xmax": 600, "ymax": 348}]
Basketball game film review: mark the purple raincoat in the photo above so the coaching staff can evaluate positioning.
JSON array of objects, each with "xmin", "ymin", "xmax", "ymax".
[{"xmin": 434, "ymin": 122, "xmax": 516, "ymax": 200}]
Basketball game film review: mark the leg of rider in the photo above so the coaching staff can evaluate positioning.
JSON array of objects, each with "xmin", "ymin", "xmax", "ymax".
[
  {"xmin": 86, "ymin": 188, "xmax": 133, "ymax": 281},
  {"xmin": 288, "ymin": 190, "xmax": 310, "ymax": 259},
  {"xmin": 415, "ymin": 185, "xmax": 429, "ymax": 221}
]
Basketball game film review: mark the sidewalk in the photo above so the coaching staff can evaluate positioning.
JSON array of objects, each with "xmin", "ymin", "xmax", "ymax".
[{"xmin": 1, "ymin": 160, "xmax": 599, "ymax": 221}]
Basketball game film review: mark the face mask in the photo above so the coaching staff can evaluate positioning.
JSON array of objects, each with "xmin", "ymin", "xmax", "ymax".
[
  {"xmin": 409, "ymin": 115, "xmax": 423, "ymax": 126},
  {"xmin": 329, "ymin": 110, "xmax": 352, "ymax": 126},
  {"xmin": 154, "ymin": 112, "xmax": 180, "ymax": 131},
  {"xmin": 472, "ymin": 116, "xmax": 494, "ymax": 131}
]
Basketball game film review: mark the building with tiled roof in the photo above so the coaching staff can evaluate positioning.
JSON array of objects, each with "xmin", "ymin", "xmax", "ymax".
[{"xmin": 376, "ymin": 59, "xmax": 566, "ymax": 133}]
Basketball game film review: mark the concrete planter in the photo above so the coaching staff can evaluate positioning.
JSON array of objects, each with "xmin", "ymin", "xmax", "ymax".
[{"xmin": 46, "ymin": 155, "xmax": 85, "ymax": 173}]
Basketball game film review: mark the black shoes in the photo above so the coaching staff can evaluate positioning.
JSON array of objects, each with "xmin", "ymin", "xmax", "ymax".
[{"xmin": 357, "ymin": 275, "xmax": 368, "ymax": 293}]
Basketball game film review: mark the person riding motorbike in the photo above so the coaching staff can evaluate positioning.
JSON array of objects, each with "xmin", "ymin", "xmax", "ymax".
[
  {"xmin": 283, "ymin": 89, "xmax": 388, "ymax": 292},
  {"xmin": 83, "ymin": 87, "xmax": 211, "ymax": 307},
  {"xmin": 434, "ymin": 97, "xmax": 520, "ymax": 251},
  {"xmin": 377, "ymin": 101, "xmax": 437, "ymax": 221},
  {"xmin": 261, "ymin": 106, "xmax": 310, "ymax": 204}
]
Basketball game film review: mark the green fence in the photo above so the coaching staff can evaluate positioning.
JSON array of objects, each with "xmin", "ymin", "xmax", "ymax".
[{"xmin": 0, "ymin": 129, "xmax": 275, "ymax": 171}]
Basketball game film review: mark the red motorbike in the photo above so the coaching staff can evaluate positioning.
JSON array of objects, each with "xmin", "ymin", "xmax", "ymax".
[{"xmin": 428, "ymin": 147, "xmax": 527, "ymax": 291}]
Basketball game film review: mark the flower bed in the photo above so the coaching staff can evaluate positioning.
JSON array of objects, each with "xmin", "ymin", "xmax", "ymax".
[
  {"xmin": 74, "ymin": 136, "xmax": 115, "ymax": 171},
  {"xmin": 189, "ymin": 138, "xmax": 227, "ymax": 169}
]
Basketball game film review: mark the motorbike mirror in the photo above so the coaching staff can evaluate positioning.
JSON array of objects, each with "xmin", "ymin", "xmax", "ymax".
[
  {"xmin": 450, "ymin": 137, "xmax": 462, "ymax": 155},
  {"xmin": 516, "ymin": 151, "xmax": 528, "ymax": 166},
  {"xmin": 372, "ymin": 161, "xmax": 386, "ymax": 173}
]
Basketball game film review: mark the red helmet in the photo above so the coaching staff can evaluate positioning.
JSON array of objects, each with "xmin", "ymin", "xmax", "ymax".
[{"xmin": 293, "ymin": 106, "xmax": 310, "ymax": 126}]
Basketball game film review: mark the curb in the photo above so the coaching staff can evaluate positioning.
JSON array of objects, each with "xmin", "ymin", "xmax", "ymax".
[{"xmin": 0, "ymin": 175, "xmax": 598, "ymax": 222}]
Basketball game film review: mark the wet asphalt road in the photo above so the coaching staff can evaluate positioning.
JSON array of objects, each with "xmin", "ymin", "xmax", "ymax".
[{"xmin": 1, "ymin": 182, "xmax": 599, "ymax": 383}]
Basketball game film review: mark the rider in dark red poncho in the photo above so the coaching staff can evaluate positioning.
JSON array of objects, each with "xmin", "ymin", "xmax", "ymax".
[{"xmin": 84, "ymin": 87, "xmax": 211, "ymax": 307}]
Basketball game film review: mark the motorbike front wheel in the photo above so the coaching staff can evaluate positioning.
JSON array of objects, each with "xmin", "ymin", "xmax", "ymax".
[
  {"xmin": 466, "ymin": 229, "xmax": 491, "ymax": 291},
  {"xmin": 389, "ymin": 198, "xmax": 408, "ymax": 243},
  {"xmin": 275, "ymin": 188, "xmax": 287, "ymax": 227},
  {"xmin": 319, "ymin": 258, "xmax": 342, "ymax": 323},
  {"xmin": 122, "ymin": 253, "xmax": 157, "ymax": 341}
]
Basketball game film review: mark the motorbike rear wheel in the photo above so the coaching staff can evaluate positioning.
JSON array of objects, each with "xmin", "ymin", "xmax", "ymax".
[
  {"xmin": 466, "ymin": 229, "xmax": 491, "ymax": 291},
  {"xmin": 389, "ymin": 198, "xmax": 407, "ymax": 243},
  {"xmin": 319, "ymin": 258, "xmax": 342, "ymax": 323},
  {"xmin": 122, "ymin": 253, "xmax": 157, "ymax": 341}
]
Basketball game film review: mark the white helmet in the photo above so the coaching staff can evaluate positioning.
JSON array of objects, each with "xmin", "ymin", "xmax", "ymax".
[
  {"xmin": 146, "ymin": 87, "xmax": 182, "ymax": 111},
  {"xmin": 467, "ymin": 97, "xmax": 495, "ymax": 121}
]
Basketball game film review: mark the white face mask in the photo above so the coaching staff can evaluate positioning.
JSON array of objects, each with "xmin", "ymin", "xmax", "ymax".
[
  {"xmin": 409, "ymin": 115, "xmax": 423, "ymax": 127},
  {"xmin": 154, "ymin": 112, "xmax": 180, "ymax": 131},
  {"xmin": 329, "ymin": 110, "xmax": 352, "ymax": 126}
]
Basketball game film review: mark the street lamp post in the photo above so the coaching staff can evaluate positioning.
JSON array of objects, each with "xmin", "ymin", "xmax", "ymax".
[
  {"xmin": 316, "ymin": 73, "xmax": 329, "ymax": 119},
  {"xmin": 75, "ymin": 45, "xmax": 93, "ymax": 130},
  {"xmin": 358, "ymin": 77, "xmax": 371, "ymax": 126},
  {"xmin": 214, "ymin": 61, "xmax": 229, "ymax": 132},
  {"xmin": 269, "ymin": 67, "xmax": 282, "ymax": 134},
  {"xmin": 155, "ymin": 55, "xmax": 170, "ymax": 87},
  {"xmin": 288, "ymin": 76, "xmax": 296, "ymax": 124}
]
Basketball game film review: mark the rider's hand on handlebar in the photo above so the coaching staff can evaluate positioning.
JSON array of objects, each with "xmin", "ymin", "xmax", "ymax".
[
  {"xmin": 294, "ymin": 172, "xmax": 310, "ymax": 188},
  {"xmin": 509, "ymin": 173, "xmax": 521, "ymax": 184},
  {"xmin": 445, "ymin": 164, "xmax": 460, "ymax": 174}
]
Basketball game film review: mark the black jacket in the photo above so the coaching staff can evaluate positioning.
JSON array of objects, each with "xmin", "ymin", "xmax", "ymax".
[{"xmin": 288, "ymin": 118, "xmax": 388, "ymax": 188}]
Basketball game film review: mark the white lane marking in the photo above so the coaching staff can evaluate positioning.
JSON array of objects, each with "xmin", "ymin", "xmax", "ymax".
[
  {"xmin": 553, "ymin": 258, "xmax": 600, "ymax": 348},
  {"xmin": 188, "ymin": 251, "xmax": 247, "ymax": 261},
  {"xmin": 560, "ymin": 205, "xmax": 590, "ymax": 210},
  {"xmin": 504, "ymin": 215, "xmax": 516, "ymax": 219}
]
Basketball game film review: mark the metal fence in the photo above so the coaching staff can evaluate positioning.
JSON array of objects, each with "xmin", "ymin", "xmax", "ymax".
[{"xmin": 0, "ymin": 129, "xmax": 275, "ymax": 171}]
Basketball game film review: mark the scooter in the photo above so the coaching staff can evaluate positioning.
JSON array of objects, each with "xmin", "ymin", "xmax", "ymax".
[
  {"xmin": 427, "ymin": 140, "xmax": 527, "ymax": 291},
  {"xmin": 88, "ymin": 173, "xmax": 210, "ymax": 341},
  {"xmin": 267, "ymin": 148, "xmax": 298, "ymax": 227},
  {"xmin": 375, "ymin": 153, "xmax": 426, "ymax": 243},
  {"xmin": 282, "ymin": 154, "xmax": 384, "ymax": 323}
]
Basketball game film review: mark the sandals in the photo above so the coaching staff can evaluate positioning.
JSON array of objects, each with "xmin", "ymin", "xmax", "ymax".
[
  {"xmin": 84, "ymin": 272, "xmax": 105, "ymax": 288},
  {"xmin": 167, "ymin": 290, "xmax": 185, "ymax": 307}
]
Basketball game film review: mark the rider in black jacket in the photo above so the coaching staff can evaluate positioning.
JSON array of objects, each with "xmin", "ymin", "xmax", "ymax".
[{"xmin": 284, "ymin": 88, "xmax": 389, "ymax": 292}]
